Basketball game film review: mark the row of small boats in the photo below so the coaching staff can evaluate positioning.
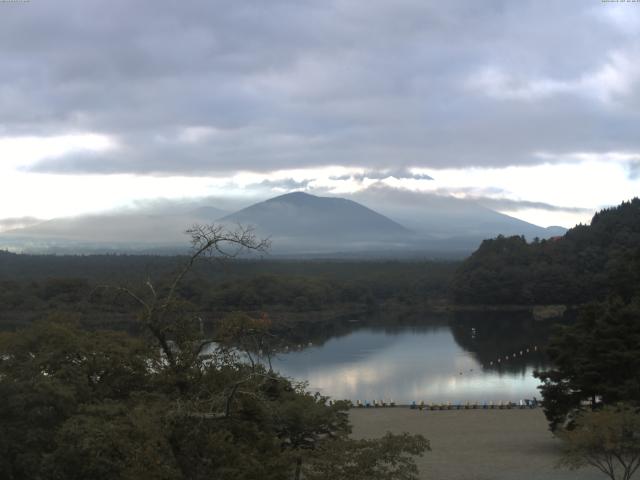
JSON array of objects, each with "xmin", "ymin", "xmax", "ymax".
[{"xmin": 351, "ymin": 399, "xmax": 539, "ymax": 409}]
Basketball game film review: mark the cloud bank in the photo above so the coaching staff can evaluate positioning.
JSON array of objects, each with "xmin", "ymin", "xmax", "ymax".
[
  {"xmin": 1, "ymin": 0, "xmax": 640, "ymax": 228},
  {"xmin": 0, "ymin": 0, "xmax": 638, "ymax": 177}
]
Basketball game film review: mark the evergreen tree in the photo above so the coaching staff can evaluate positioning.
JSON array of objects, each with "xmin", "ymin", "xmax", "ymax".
[{"xmin": 535, "ymin": 299, "xmax": 640, "ymax": 431}]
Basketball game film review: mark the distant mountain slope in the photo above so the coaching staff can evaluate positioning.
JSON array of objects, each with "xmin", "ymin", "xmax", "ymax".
[
  {"xmin": 0, "ymin": 216, "xmax": 44, "ymax": 233},
  {"xmin": 1, "ymin": 206, "xmax": 228, "ymax": 247},
  {"xmin": 452, "ymin": 198, "xmax": 640, "ymax": 305},
  {"xmin": 221, "ymin": 191, "xmax": 410, "ymax": 237},
  {"xmin": 349, "ymin": 185, "xmax": 567, "ymax": 240}
]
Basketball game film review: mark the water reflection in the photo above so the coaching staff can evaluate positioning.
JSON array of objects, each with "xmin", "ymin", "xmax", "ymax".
[{"xmin": 272, "ymin": 314, "xmax": 553, "ymax": 403}]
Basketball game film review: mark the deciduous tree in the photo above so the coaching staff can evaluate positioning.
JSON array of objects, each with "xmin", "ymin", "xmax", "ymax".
[
  {"xmin": 558, "ymin": 404, "xmax": 640, "ymax": 480},
  {"xmin": 0, "ymin": 224, "xmax": 429, "ymax": 479}
]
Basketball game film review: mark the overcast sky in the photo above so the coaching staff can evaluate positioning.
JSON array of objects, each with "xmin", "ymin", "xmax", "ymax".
[{"xmin": 1, "ymin": 0, "xmax": 639, "ymax": 228}]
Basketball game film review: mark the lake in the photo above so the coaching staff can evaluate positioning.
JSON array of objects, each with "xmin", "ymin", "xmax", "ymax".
[{"xmin": 271, "ymin": 313, "xmax": 553, "ymax": 404}]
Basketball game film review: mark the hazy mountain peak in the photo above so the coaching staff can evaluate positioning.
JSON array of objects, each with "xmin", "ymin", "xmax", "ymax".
[
  {"xmin": 220, "ymin": 192, "xmax": 410, "ymax": 254},
  {"xmin": 265, "ymin": 191, "xmax": 360, "ymax": 209},
  {"xmin": 267, "ymin": 191, "xmax": 313, "ymax": 202}
]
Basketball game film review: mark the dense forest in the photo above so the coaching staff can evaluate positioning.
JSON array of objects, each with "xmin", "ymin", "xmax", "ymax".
[
  {"xmin": 0, "ymin": 227, "xmax": 430, "ymax": 479},
  {"xmin": 0, "ymin": 253, "xmax": 457, "ymax": 331},
  {"xmin": 452, "ymin": 198, "xmax": 640, "ymax": 305}
]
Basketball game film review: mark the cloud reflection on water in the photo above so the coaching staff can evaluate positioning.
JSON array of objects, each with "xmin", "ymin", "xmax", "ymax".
[{"xmin": 272, "ymin": 327, "xmax": 543, "ymax": 403}]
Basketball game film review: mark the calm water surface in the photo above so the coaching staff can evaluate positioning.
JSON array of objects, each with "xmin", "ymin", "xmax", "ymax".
[{"xmin": 272, "ymin": 318, "xmax": 551, "ymax": 404}]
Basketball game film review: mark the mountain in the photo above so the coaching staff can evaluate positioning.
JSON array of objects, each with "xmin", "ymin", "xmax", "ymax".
[
  {"xmin": 219, "ymin": 192, "xmax": 412, "ymax": 253},
  {"xmin": 0, "ymin": 206, "xmax": 228, "ymax": 253},
  {"xmin": 221, "ymin": 191, "xmax": 409, "ymax": 236},
  {"xmin": 348, "ymin": 185, "xmax": 567, "ymax": 241},
  {"xmin": 0, "ymin": 216, "xmax": 44, "ymax": 233},
  {"xmin": 0, "ymin": 190, "xmax": 569, "ymax": 257}
]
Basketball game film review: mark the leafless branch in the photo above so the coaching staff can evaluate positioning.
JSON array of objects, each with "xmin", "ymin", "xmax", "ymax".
[
  {"xmin": 92, "ymin": 284, "xmax": 152, "ymax": 316},
  {"xmin": 159, "ymin": 224, "xmax": 269, "ymax": 319}
]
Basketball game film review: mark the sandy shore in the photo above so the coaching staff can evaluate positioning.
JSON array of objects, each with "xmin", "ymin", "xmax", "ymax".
[{"xmin": 349, "ymin": 408, "xmax": 606, "ymax": 480}]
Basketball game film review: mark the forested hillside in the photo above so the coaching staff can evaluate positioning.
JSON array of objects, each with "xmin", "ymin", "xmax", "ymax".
[{"xmin": 452, "ymin": 198, "xmax": 640, "ymax": 305}]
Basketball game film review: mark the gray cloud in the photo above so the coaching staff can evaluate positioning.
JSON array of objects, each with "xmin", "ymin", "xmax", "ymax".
[
  {"xmin": 116, "ymin": 196, "xmax": 247, "ymax": 216},
  {"xmin": 330, "ymin": 168, "xmax": 433, "ymax": 182},
  {"xmin": 0, "ymin": 217, "xmax": 43, "ymax": 233},
  {"xmin": 473, "ymin": 198, "xmax": 593, "ymax": 214},
  {"xmin": 250, "ymin": 178, "xmax": 313, "ymax": 190},
  {"xmin": 2, "ymin": 0, "xmax": 640, "ymax": 176},
  {"xmin": 630, "ymin": 161, "xmax": 640, "ymax": 179}
]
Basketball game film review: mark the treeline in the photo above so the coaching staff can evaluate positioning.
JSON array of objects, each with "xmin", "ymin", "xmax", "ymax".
[
  {"xmin": 0, "ymin": 255, "xmax": 457, "ymax": 330},
  {"xmin": 452, "ymin": 198, "xmax": 640, "ymax": 305}
]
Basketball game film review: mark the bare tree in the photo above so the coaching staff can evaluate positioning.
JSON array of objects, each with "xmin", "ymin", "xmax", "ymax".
[{"xmin": 99, "ymin": 224, "xmax": 270, "ymax": 387}]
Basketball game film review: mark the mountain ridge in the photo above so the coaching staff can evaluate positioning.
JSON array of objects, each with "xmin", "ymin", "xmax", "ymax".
[{"xmin": 0, "ymin": 191, "xmax": 567, "ymax": 256}]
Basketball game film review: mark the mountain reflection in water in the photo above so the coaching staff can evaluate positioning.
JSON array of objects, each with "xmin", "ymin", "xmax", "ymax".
[{"xmin": 271, "ymin": 315, "xmax": 552, "ymax": 404}]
